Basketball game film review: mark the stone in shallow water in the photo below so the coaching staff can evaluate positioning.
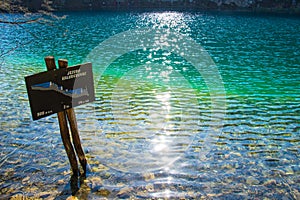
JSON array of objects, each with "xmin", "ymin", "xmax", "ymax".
[
  {"xmin": 91, "ymin": 164, "xmax": 109, "ymax": 172},
  {"xmin": 95, "ymin": 188, "xmax": 111, "ymax": 197},
  {"xmin": 145, "ymin": 184, "xmax": 154, "ymax": 192},
  {"xmin": 89, "ymin": 177, "xmax": 103, "ymax": 188},
  {"xmin": 57, "ymin": 179, "xmax": 65, "ymax": 185},
  {"xmin": 246, "ymin": 177, "xmax": 260, "ymax": 185},
  {"xmin": 117, "ymin": 187, "xmax": 132, "ymax": 199},
  {"xmin": 143, "ymin": 172, "xmax": 155, "ymax": 181},
  {"xmin": 66, "ymin": 196, "xmax": 78, "ymax": 200},
  {"xmin": 263, "ymin": 179, "xmax": 277, "ymax": 186},
  {"xmin": 21, "ymin": 176, "xmax": 30, "ymax": 184},
  {"xmin": 284, "ymin": 166, "xmax": 294, "ymax": 175},
  {"xmin": 39, "ymin": 193, "xmax": 51, "ymax": 199},
  {"xmin": 10, "ymin": 194, "xmax": 38, "ymax": 200},
  {"xmin": 292, "ymin": 189, "xmax": 300, "ymax": 199}
]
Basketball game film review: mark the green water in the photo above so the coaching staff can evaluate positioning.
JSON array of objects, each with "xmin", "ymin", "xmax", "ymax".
[{"xmin": 0, "ymin": 12, "xmax": 299, "ymax": 199}]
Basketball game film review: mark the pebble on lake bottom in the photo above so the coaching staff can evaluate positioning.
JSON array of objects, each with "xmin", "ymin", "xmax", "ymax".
[{"xmin": 246, "ymin": 177, "xmax": 260, "ymax": 185}]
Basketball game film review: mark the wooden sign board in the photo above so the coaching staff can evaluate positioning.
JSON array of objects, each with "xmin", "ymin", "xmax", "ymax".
[{"xmin": 25, "ymin": 63, "xmax": 95, "ymax": 120}]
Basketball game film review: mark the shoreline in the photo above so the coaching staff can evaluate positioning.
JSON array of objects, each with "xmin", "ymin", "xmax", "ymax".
[
  {"xmin": 2, "ymin": 8, "xmax": 300, "ymax": 17},
  {"xmin": 1, "ymin": 1, "xmax": 300, "ymax": 16},
  {"xmin": 52, "ymin": 9, "xmax": 300, "ymax": 18},
  {"xmin": 52, "ymin": 7, "xmax": 300, "ymax": 16}
]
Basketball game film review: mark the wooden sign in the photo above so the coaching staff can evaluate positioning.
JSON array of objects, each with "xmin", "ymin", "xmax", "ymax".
[{"xmin": 25, "ymin": 63, "xmax": 95, "ymax": 120}]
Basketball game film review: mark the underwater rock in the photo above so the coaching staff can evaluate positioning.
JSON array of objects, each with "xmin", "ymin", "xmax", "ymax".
[
  {"xmin": 91, "ymin": 164, "xmax": 109, "ymax": 173},
  {"xmin": 66, "ymin": 196, "xmax": 78, "ymax": 200},
  {"xmin": 95, "ymin": 188, "xmax": 111, "ymax": 197},
  {"xmin": 89, "ymin": 177, "xmax": 103, "ymax": 188},
  {"xmin": 117, "ymin": 187, "xmax": 132, "ymax": 199},
  {"xmin": 263, "ymin": 179, "xmax": 277, "ymax": 186},
  {"xmin": 57, "ymin": 179, "xmax": 65, "ymax": 185},
  {"xmin": 246, "ymin": 177, "xmax": 260, "ymax": 185},
  {"xmin": 10, "ymin": 194, "xmax": 38, "ymax": 200},
  {"xmin": 143, "ymin": 172, "xmax": 155, "ymax": 181},
  {"xmin": 145, "ymin": 184, "xmax": 154, "ymax": 192},
  {"xmin": 21, "ymin": 176, "xmax": 30, "ymax": 184},
  {"xmin": 284, "ymin": 166, "xmax": 294, "ymax": 175}
]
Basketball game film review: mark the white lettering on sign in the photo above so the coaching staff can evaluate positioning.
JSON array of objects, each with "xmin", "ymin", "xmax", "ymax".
[
  {"xmin": 37, "ymin": 110, "xmax": 53, "ymax": 117},
  {"xmin": 63, "ymin": 105, "xmax": 70, "ymax": 109},
  {"xmin": 67, "ymin": 69, "xmax": 80, "ymax": 75},
  {"xmin": 62, "ymin": 69, "xmax": 87, "ymax": 81}
]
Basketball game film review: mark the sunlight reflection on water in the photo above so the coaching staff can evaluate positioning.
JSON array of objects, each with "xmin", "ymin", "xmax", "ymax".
[{"xmin": 0, "ymin": 11, "xmax": 299, "ymax": 199}]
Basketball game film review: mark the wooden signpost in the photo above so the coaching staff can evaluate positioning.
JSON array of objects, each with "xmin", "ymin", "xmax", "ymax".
[{"xmin": 25, "ymin": 56, "xmax": 95, "ymax": 176}]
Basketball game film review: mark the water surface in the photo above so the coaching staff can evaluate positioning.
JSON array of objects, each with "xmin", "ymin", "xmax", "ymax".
[{"xmin": 0, "ymin": 11, "xmax": 299, "ymax": 199}]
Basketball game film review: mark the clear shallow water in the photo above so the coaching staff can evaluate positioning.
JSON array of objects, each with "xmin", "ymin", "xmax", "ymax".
[{"xmin": 0, "ymin": 12, "xmax": 300, "ymax": 199}]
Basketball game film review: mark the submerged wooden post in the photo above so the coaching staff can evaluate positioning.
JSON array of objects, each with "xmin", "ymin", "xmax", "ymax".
[
  {"xmin": 44, "ymin": 56, "xmax": 79, "ymax": 175},
  {"xmin": 58, "ymin": 59, "xmax": 87, "ymax": 174}
]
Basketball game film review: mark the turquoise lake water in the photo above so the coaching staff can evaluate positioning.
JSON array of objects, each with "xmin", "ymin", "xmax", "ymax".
[{"xmin": 0, "ymin": 11, "xmax": 299, "ymax": 199}]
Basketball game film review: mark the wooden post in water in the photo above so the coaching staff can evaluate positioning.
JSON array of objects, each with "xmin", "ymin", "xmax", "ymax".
[
  {"xmin": 58, "ymin": 59, "xmax": 87, "ymax": 174},
  {"xmin": 44, "ymin": 56, "xmax": 85, "ymax": 176}
]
